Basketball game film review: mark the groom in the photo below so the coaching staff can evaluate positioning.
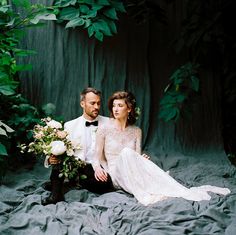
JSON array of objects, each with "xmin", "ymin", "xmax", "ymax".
[{"xmin": 42, "ymin": 87, "xmax": 114, "ymax": 205}]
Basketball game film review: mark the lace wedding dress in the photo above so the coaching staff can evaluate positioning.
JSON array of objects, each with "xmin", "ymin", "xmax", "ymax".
[{"xmin": 95, "ymin": 120, "xmax": 230, "ymax": 206}]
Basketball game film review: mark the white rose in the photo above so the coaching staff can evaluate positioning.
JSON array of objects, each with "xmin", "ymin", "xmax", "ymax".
[
  {"xmin": 47, "ymin": 120, "xmax": 62, "ymax": 129},
  {"xmin": 50, "ymin": 141, "xmax": 66, "ymax": 155}
]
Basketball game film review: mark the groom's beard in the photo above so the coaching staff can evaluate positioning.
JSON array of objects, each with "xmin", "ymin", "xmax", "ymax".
[{"xmin": 87, "ymin": 109, "xmax": 99, "ymax": 119}]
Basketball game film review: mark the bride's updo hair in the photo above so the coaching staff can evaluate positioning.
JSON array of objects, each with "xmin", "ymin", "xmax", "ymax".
[{"xmin": 108, "ymin": 91, "xmax": 137, "ymax": 125}]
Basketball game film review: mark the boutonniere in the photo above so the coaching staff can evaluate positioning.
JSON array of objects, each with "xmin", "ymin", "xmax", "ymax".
[{"xmin": 93, "ymin": 127, "xmax": 98, "ymax": 133}]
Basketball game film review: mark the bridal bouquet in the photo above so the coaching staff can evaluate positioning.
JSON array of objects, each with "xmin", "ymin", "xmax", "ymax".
[{"xmin": 20, "ymin": 117, "xmax": 86, "ymax": 179}]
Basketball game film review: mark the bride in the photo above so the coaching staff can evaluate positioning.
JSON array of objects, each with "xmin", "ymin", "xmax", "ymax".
[{"xmin": 93, "ymin": 91, "xmax": 230, "ymax": 206}]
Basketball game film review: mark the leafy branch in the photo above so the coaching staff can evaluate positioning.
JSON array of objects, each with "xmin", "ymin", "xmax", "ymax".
[
  {"xmin": 0, "ymin": 0, "xmax": 57, "ymax": 180},
  {"xmin": 54, "ymin": 0, "xmax": 126, "ymax": 41},
  {"xmin": 159, "ymin": 63, "xmax": 200, "ymax": 122}
]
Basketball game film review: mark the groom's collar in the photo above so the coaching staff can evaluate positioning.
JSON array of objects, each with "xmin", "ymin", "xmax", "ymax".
[{"xmin": 82, "ymin": 115, "xmax": 99, "ymax": 123}]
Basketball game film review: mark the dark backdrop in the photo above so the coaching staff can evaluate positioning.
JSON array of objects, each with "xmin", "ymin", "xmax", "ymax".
[{"xmin": 19, "ymin": 0, "xmax": 224, "ymax": 155}]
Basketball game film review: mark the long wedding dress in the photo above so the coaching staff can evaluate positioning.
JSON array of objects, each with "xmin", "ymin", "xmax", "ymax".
[{"xmin": 95, "ymin": 120, "xmax": 230, "ymax": 206}]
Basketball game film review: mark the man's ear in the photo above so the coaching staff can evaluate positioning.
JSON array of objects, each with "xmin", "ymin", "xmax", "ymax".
[{"xmin": 80, "ymin": 100, "xmax": 85, "ymax": 109}]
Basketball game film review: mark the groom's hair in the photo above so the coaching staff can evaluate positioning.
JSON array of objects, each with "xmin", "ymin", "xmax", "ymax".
[{"xmin": 80, "ymin": 87, "xmax": 101, "ymax": 101}]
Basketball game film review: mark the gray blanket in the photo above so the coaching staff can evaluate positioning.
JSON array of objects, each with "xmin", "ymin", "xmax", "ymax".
[{"xmin": 1, "ymin": 152, "xmax": 236, "ymax": 235}]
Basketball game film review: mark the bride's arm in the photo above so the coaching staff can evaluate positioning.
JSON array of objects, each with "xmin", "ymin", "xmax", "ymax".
[
  {"xmin": 135, "ymin": 128, "xmax": 142, "ymax": 154},
  {"xmin": 136, "ymin": 127, "xmax": 150, "ymax": 159},
  {"xmin": 93, "ymin": 125, "xmax": 108, "ymax": 181}
]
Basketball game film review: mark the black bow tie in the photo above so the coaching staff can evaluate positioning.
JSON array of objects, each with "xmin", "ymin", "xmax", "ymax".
[{"xmin": 85, "ymin": 120, "xmax": 98, "ymax": 127}]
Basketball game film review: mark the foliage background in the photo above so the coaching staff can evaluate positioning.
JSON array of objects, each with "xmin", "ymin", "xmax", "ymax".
[{"xmin": 4, "ymin": 0, "xmax": 235, "ymax": 158}]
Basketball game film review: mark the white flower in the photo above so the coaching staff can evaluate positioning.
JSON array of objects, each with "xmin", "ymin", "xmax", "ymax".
[
  {"xmin": 57, "ymin": 130, "xmax": 67, "ymax": 139},
  {"xmin": 70, "ymin": 138, "xmax": 81, "ymax": 150},
  {"xmin": 34, "ymin": 132, "xmax": 44, "ymax": 139},
  {"xmin": 46, "ymin": 117, "xmax": 52, "ymax": 122},
  {"xmin": 50, "ymin": 140, "xmax": 66, "ymax": 155},
  {"xmin": 66, "ymin": 149, "xmax": 74, "ymax": 156},
  {"xmin": 47, "ymin": 120, "xmax": 62, "ymax": 129}
]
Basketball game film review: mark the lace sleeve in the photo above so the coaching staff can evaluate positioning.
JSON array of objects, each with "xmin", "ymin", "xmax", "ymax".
[
  {"xmin": 135, "ymin": 127, "xmax": 142, "ymax": 154},
  {"xmin": 92, "ymin": 125, "xmax": 106, "ymax": 169}
]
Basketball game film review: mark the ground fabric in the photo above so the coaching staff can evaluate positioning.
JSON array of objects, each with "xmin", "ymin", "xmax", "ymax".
[{"xmin": 0, "ymin": 152, "xmax": 235, "ymax": 235}]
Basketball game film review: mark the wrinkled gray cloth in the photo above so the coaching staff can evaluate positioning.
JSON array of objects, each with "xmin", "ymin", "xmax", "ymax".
[{"xmin": 1, "ymin": 152, "xmax": 235, "ymax": 235}]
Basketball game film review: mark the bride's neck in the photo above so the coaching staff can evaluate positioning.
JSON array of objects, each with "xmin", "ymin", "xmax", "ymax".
[{"xmin": 114, "ymin": 118, "xmax": 128, "ymax": 131}]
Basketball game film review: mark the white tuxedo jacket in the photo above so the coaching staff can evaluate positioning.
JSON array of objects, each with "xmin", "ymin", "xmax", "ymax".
[{"xmin": 64, "ymin": 115, "xmax": 109, "ymax": 163}]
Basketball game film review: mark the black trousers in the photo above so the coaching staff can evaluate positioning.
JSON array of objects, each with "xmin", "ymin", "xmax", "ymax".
[
  {"xmin": 49, "ymin": 163, "xmax": 114, "ymax": 200},
  {"xmin": 79, "ymin": 164, "xmax": 114, "ymax": 194}
]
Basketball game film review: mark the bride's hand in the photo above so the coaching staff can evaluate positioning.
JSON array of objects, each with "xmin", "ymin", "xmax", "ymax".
[
  {"xmin": 142, "ymin": 153, "xmax": 150, "ymax": 160},
  {"xmin": 94, "ymin": 166, "xmax": 108, "ymax": 182}
]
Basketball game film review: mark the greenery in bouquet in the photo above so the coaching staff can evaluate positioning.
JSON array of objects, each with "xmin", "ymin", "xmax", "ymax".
[{"xmin": 20, "ymin": 117, "xmax": 86, "ymax": 179}]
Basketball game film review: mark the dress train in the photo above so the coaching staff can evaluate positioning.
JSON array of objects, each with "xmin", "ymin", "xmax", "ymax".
[{"xmin": 112, "ymin": 148, "xmax": 230, "ymax": 206}]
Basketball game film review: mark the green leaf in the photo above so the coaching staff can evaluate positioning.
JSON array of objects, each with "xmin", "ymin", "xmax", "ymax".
[
  {"xmin": 58, "ymin": 7, "xmax": 80, "ymax": 20},
  {"xmin": 77, "ymin": 0, "xmax": 94, "ymax": 4},
  {"xmin": 65, "ymin": 18, "xmax": 85, "ymax": 28},
  {"xmin": 54, "ymin": 0, "xmax": 77, "ymax": 7},
  {"xmin": 173, "ymin": 77, "xmax": 184, "ymax": 85},
  {"xmin": 85, "ymin": 9, "xmax": 97, "ymax": 18},
  {"xmin": 30, "ymin": 13, "xmax": 57, "ymax": 24},
  {"xmin": 88, "ymin": 25, "xmax": 95, "ymax": 37},
  {"xmin": 6, "ymin": 18, "xmax": 16, "ymax": 27},
  {"xmin": 176, "ymin": 94, "xmax": 186, "ymax": 103},
  {"xmin": 103, "ymin": 8, "xmax": 118, "ymax": 20},
  {"xmin": 0, "ymin": 121, "xmax": 14, "ymax": 133},
  {"xmin": 0, "ymin": 143, "xmax": 8, "ymax": 156},
  {"xmin": 160, "ymin": 94, "xmax": 176, "ymax": 105},
  {"xmin": 0, "ymin": 84, "xmax": 16, "ymax": 95},
  {"xmin": 0, "ymin": 5, "xmax": 10, "ymax": 13},
  {"xmin": 159, "ymin": 107, "xmax": 179, "ymax": 122},
  {"xmin": 95, "ymin": 31, "xmax": 103, "ymax": 41},
  {"xmin": 94, "ymin": 20, "xmax": 112, "ymax": 36},
  {"xmin": 0, "ymin": 127, "xmax": 7, "ymax": 136},
  {"xmin": 91, "ymin": 4, "xmax": 103, "ymax": 11},
  {"xmin": 107, "ymin": 20, "xmax": 117, "ymax": 34},
  {"xmin": 84, "ymin": 19, "xmax": 91, "ymax": 28},
  {"xmin": 80, "ymin": 5, "xmax": 90, "ymax": 14},
  {"xmin": 191, "ymin": 75, "xmax": 199, "ymax": 91},
  {"xmin": 80, "ymin": 174, "xmax": 87, "ymax": 179},
  {"xmin": 0, "ymin": 71, "xmax": 8, "ymax": 80},
  {"xmin": 97, "ymin": 0, "xmax": 110, "ymax": 6},
  {"xmin": 110, "ymin": 1, "xmax": 126, "ymax": 13}
]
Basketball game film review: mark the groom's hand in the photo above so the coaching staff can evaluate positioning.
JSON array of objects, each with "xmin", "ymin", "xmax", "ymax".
[
  {"xmin": 48, "ymin": 155, "xmax": 61, "ymax": 165},
  {"xmin": 94, "ymin": 166, "xmax": 108, "ymax": 182}
]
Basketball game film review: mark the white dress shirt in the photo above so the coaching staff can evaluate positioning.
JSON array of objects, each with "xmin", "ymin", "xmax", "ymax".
[{"xmin": 82, "ymin": 116, "xmax": 98, "ymax": 163}]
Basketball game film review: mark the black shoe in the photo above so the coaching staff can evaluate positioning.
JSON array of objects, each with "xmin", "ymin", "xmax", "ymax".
[{"xmin": 42, "ymin": 195, "xmax": 65, "ymax": 206}]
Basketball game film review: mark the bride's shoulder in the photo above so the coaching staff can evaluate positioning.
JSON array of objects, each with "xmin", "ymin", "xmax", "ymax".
[
  {"xmin": 129, "ymin": 125, "xmax": 142, "ymax": 134},
  {"xmin": 98, "ymin": 118, "xmax": 114, "ymax": 130}
]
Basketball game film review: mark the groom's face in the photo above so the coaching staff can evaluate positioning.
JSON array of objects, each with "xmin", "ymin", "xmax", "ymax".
[{"xmin": 81, "ymin": 92, "xmax": 101, "ymax": 120}]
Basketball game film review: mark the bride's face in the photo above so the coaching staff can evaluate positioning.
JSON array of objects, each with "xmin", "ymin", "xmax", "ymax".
[{"xmin": 112, "ymin": 99, "xmax": 131, "ymax": 120}]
